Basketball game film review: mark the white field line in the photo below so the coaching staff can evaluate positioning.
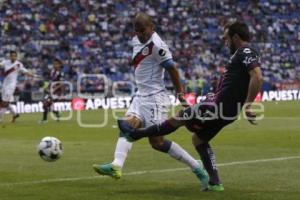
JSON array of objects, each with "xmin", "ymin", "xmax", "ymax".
[
  {"xmin": 1, "ymin": 155, "xmax": 300, "ymax": 187},
  {"xmin": 263, "ymin": 117, "xmax": 300, "ymax": 119}
]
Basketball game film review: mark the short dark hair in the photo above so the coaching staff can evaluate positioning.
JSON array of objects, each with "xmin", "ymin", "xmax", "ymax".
[
  {"xmin": 10, "ymin": 50, "xmax": 17, "ymax": 55},
  {"xmin": 225, "ymin": 21, "xmax": 250, "ymax": 42},
  {"xmin": 54, "ymin": 58, "xmax": 62, "ymax": 64},
  {"xmin": 134, "ymin": 12, "xmax": 153, "ymax": 28}
]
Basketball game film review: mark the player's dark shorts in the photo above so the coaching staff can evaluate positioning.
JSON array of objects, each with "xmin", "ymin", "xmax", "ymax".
[
  {"xmin": 43, "ymin": 88, "xmax": 64, "ymax": 105},
  {"xmin": 43, "ymin": 93, "xmax": 61, "ymax": 107},
  {"xmin": 178, "ymin": 103, "xmax": 235, "ymax": 142},
  {"xmin": 43, "ymin": 94, "xmax": 53, "ymax": 106}
]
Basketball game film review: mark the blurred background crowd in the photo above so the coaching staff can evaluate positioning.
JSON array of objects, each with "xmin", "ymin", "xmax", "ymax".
[{"xmin": 0, "ymin": 0, "xmax": 299, "ymax": 100}]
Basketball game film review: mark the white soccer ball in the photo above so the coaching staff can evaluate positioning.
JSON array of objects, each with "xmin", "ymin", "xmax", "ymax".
[{"xmin": 38, "ymin": 137, "xmax": 63, "ymax": 162}]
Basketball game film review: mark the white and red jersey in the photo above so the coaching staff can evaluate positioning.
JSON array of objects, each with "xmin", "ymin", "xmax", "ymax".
[
  {"xmin": 0, "ymin": 59, "xmax": 28, "ymax": 91},
  {"xmin": 131, "ymin": 32, "xmax": 172, "ymax": 96}
]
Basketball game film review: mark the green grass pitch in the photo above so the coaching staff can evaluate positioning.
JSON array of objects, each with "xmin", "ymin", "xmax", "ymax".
[{"xmin": 0, "ymin": 101, "xmax": 300, "ymax": 200}]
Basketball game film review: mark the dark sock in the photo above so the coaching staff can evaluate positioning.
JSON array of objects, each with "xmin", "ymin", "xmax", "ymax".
[
  {"xmin": 195, "ymin": 143, "xmax": 221, "ymax": 185},
  {"xmin": 43, "ymin": 106, "xmax": 48, "ymax": 121},
  {"xmin": 53, "ymin": 111, "xmax": 59, "ymax": 118},
  {"xmin": 119, "ymin": 131, "xmax": 125, "ymax": 137},
  {"xmin": 132, "ymin": 120, "xmax": 178, "ymax": 140}
]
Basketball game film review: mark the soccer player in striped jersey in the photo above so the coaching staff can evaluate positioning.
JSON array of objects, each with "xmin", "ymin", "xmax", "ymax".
[
  {"xmin": 0, "ymin": 51, "xmax": 38, "ymax": 122},
  {"xmin": 93, "ymin": 13, "xmax": 208, "ymax": 190}
]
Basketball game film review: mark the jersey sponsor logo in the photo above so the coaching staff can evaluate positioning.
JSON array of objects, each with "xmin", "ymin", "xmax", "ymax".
[
  {"xmin": 243, "ymin": 56, "xmax": 258, "ymax": 65},
  {"xmin": 159, "ymin": 49, "xmax": 166, "ymax": 56},
  {"xmin": 142, "ymin": 47, "xmax": 149, "ymax": 55},
  {"xmin": 131, "ymin": 41, "xmax": 154, "ymax": 69},
  {"xmin": 241, "ymin": 47, "xmax": 260, "ymax": 66}
]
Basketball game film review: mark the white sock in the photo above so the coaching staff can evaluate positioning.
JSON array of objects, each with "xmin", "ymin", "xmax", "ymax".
[
  {"xmin": 7, "ymin": 104, "xmax": 17, "ymax": 116},
  {"xmin": 0, "ymin": 108, "xmax": 7, "ymax": 120},
  {"xmin": 112, "ymin": 137, "xmax": 133, "ymax": 168},
  {"xmin": 168, "ymin": 142, "xmax": 200, "ymax": 170}
]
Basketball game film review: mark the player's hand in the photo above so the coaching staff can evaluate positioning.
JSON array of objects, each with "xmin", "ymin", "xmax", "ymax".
[
  {"xmin": 244, "ymin": 104, "xmax": 257, "ymax": 125},
  {"xmin": 177, "ymin": 93, "xmax": 189, "ymax": 108}
]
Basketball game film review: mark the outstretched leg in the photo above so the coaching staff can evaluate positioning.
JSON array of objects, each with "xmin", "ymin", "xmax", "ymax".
[
  {"xmin": 118, "ymin": 117, "xmax": 184, "ymax": 141},
  {"xmin": 118, "ymin": 106, "xmax": 194, "ymax": 141}
]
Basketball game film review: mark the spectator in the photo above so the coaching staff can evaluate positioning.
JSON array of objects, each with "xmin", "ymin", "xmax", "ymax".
[{"xmin": 0, "ymin": 0, "xmax": 299, "ymax": 94}]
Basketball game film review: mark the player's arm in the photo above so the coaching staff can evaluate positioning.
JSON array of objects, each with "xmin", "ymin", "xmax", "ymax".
[
  {"xmin": 244, "ymin": 66, "xmax": 263, "ymax": 124},
  {"xmin": 19, "ymin": 64, "xmax": 41, "ymax": 79},
  {"xmin": 25, "ymin": 71, "xmax": 37, "ymax": 77},
  {"xmin": 241, "ymin": 48, "xmax": 263, "ymax": 124},
  {"xmin": 50, "ymin": 72, "xmax": 65, "ymax": 95},
  {"xmin": 118, "ymin": 116, "xmax": 185, "ymax": 142},
  {"xmin": 25, "ymin": 71, "xmax": 42, "ymax": 79},
  {"xmin": 155, "ymin": 41, "xmax": 187, "ymax": 106},
  {"xmin": 162, "ymin": 60, "xmax": 186, "ymax": 106},
  {"xmin": 51, "ymin": 82, "xmax": 64, "ymax": 92},
  {"xmin": 245, "ymin": 67, "xmax": 263, "ymax": 105}
]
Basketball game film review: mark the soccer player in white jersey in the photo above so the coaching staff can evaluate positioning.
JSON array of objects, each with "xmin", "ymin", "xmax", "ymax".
[
  {"xmin": 93, "ymin": 13, "xmax": 208, "ymax": 189},
  {"xmin": 0, "ymin": 51, "xmax": 38, "ymax": 122}
]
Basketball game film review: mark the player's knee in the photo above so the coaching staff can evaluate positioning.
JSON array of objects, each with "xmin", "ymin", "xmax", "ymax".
[
  {"xmin": 125, "ymin": 115, "xmax": 142, "ymax": 128},
  {"xmin": 150, "ymin": 140, "xmax": 164, "ymax": 151},
  {"xmin": 119, "ymin": 115, "xmax": 142, "ymax": 137},
  {"xmin": 149, "ymin": 138, "xmax": 171, "ymax": 152}
]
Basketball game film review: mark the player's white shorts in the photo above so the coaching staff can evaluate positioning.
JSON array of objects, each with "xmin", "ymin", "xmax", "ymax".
[
  {"xmin": 1, "ymin": 86, "xmax": 15, "ymax": 102},
  {"xmin": 126, "ymin": 91, "xmax": 170, "ymax": 128}
]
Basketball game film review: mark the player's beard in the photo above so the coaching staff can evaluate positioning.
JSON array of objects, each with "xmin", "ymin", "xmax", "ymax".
[{"xmin": 230, "ymin": 44, "xmax": 236, "ymax": 55}]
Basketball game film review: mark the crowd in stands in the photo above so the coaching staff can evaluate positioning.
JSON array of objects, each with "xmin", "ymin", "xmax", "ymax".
[{"xmin": 0, "ymin": 0, "xmax": 299, "ymax": 98}]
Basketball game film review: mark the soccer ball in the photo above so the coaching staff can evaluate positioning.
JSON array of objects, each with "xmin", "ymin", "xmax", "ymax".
[{"xmin": 38, "ymin": 137, "xmax": 63, "ymax": 162}]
